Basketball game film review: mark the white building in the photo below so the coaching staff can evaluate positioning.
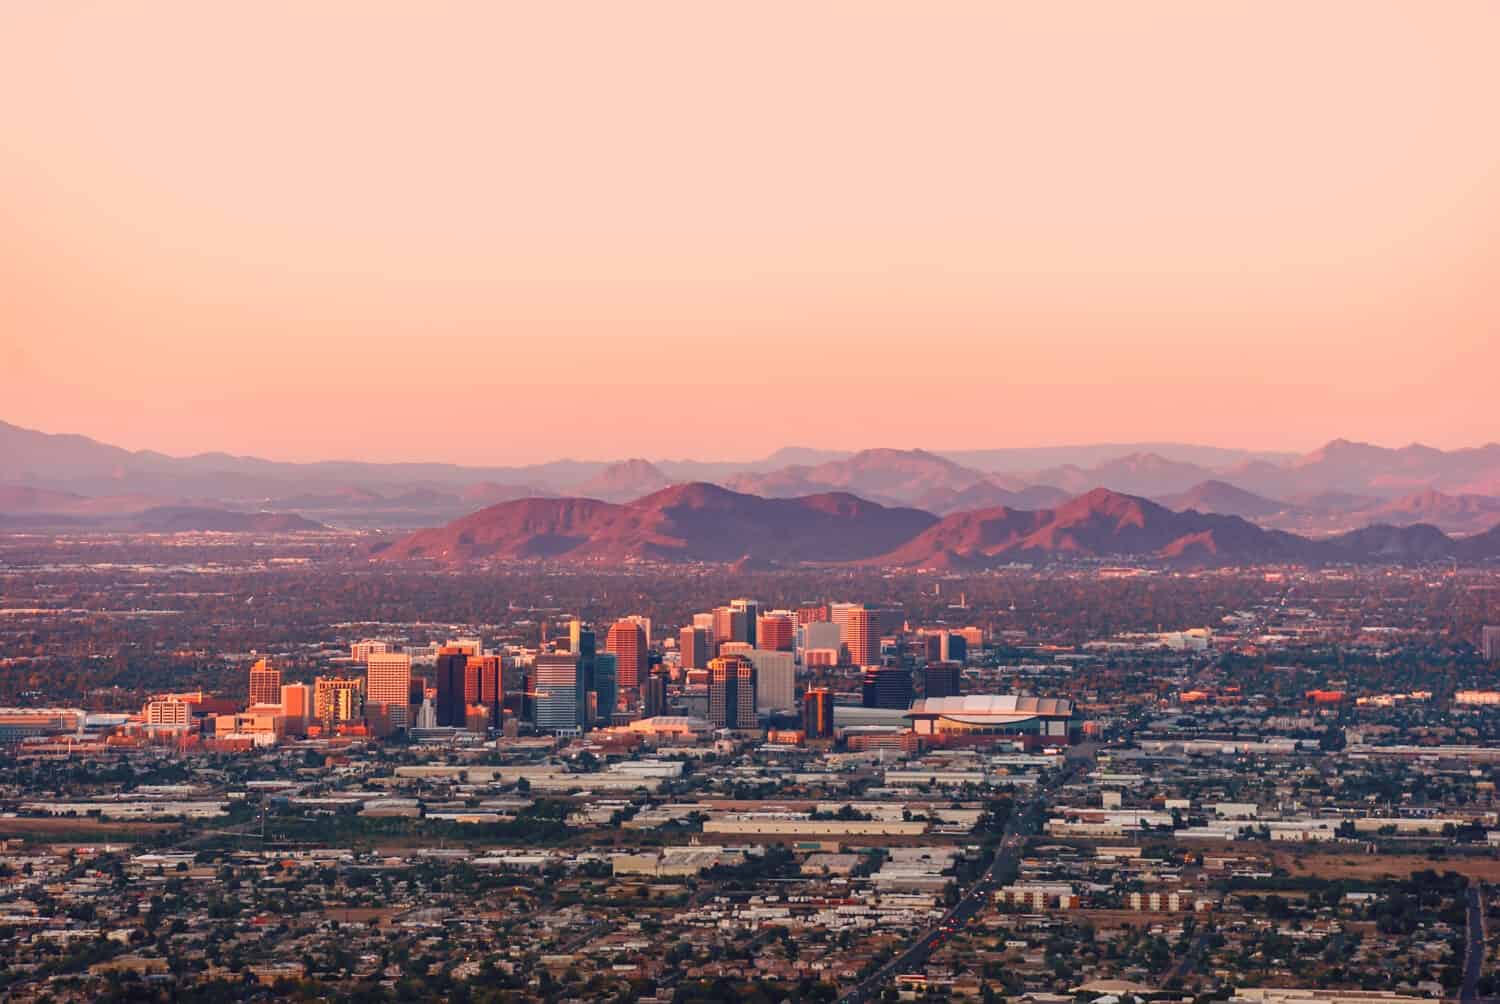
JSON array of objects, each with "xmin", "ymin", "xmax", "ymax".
[{"xmin": 749, "ymin": 650, "xmax": 795, "ymax": 713}]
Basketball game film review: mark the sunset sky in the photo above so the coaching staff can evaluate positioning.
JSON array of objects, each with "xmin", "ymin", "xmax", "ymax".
[{"xmin": 2, "ymin": 2, "xmax": 1498, "ymax": 464}]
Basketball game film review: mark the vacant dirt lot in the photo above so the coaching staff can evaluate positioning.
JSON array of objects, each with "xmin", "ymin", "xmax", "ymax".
[
  {"xmin": 0, "ymin": 816, "xmax": 175, "ymax": 840},
  {"xmin": 1273, "ymin": 849, "xmax": 1500, "ymax": 882}
]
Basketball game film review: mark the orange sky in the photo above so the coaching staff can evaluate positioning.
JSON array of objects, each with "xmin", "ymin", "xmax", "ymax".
[{"xmin": 2, "ymin": 2, "xmax": 1498, "ymax": 464}]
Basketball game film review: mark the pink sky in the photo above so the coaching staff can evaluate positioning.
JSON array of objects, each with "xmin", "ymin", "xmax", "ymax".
[{"xmin": 2, "ymin": 2, "xmax": 1498, "ymax": 464}]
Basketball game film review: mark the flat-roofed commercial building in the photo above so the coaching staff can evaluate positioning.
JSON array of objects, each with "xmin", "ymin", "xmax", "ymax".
[{"xmin": 0, "ymin": 708, "xmax": 86, "ymax": 741}]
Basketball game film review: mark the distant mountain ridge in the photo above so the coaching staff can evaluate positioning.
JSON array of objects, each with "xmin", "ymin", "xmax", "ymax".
[
  {"xmin": 374, "ymin": 483, "xmax": 938, "ymax": 564},
  {"xmin": 375, "ymin": 484, "xmax": 1500, "ymax": 567},
  {"xmin": 5, "ymin": 418, "xmax": 1500, "ymax": 534},
  {"xmin": 570, "ymin": 459, "xmax": 673, "ymax": 502}
]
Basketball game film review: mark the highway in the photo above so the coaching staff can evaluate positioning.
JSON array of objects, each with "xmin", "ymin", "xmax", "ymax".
[
  {"xmin": 1464, "ymin": 882, "xmax": 1486, "ymax": 1004},
  {"xmin": 837, "ymin": 748, "xmax": 1090, "ymax": 1004}
]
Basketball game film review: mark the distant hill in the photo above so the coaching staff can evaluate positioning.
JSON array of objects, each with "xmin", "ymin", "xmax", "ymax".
[
  {"xmin": 128, "ymin": 507, "xmax": 325, "ymax": 532},
  {"xmin": 373, "ymin": 482, "xmax": 937, "ymax": 564},
  {"xmin": 873, "ymin": 487, "xmax": 1313, "ymax": 567},
  {"xmin": 1355, "ymin": 489, "xmax": 1500, "ymax": 535},
  {"xmin": 1161, "ymin": 480, "xmax": 1290, "ymax": 518},
  {"xmin": 1319, "ymin": 522, "xmax": 1456, "ymax": 561},
  {"xmin": 728, "ymin": 448, "xmax": 988, "ymax": 509},
  {"xmin": 922, "ymin": 481, "xmax": 1071, "ymax": 516},
  {"xmin": 570, "ymin": 459, "xmax": 673, "ymax": 502},
  {"xmin": 1226, "ymin": 439, "xmax": 1500, "ymax": 499},
  {"xmin": 1021, "ymin": 452, "xmax": 1221, "ymax": 497}
]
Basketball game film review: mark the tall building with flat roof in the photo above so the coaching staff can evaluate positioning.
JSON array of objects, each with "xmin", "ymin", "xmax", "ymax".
[
  {"xmin": 1484, "ymin": 626, "xmax": 1500, "ymax": 662},
  {"xmin": 730, "ymin": 599, "xmax": 761, "ymax": 646},
  {"xmin": 592, "ymin": 652, "xmax": 618, "ymax": 725},
  {"xmin": 862, "ymin": 666, "xmax": 914, "ymax": 710},
  {"xmin": 605, "ymin": 619, "xmax": 648, "ymax": 691},
  {"xmin": 533, "ymin": 653, "xmax": 583, "ymax": 734},
  {"xmin": 366, "ymin": 652, "xmax": 413, "ymax": 729},
  {"xmin": 709, "ymin": 654, "xmax": 757, "ymax": 730},
  {"xmin": 749, "ymin": 650, "xmax": 795, "ymax": 713},
  {"xmin": 644, "ymin": 668, "xmax": 668, "ymax": 718},
  {"xmin": 756, "ymin": 614, "xmax": 795, "ymax": 652},
  {"xmin": 280, "ymin": 682, "xmax": 312, "ymax": 734},
  {"xmin": 679, "ymin": 626, "xmax": 709, "ymax": 670},
  {"xmin": 465, "ymin": 654, "xmax": 503, "ymax": 729},
  {"xmin": 314, "ymin": 677, "xmax": 364, "ymax": 729},
  {"xmin": 923, "ymin": 662, "xmax": 962, "ymax": 699},
  {"xmin": 248, "ymin": 659, "xmax": 282, "ymax": 708},
  {"xmin": 803, "ymin": 687, "xmax": 834, "ymax": 739},
  {"xmin": 712, "ymin": 606, "xmax": 750, "ymax": 651},
  {"xmin": 434, "ymin": 647, "xmax": 468, "ymax": 728},
  {"xmin": 845, "ymin": 607, "xmax": 878, "ymax": 667}
]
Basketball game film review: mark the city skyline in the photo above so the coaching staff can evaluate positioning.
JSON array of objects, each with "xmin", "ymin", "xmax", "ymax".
[{"xmin": 4, "ymin": 3, "xmax": 1500, "ymax": 462}]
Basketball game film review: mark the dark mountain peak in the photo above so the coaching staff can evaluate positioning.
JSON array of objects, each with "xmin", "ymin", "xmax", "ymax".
[
  {"xmin": 1324, "ymin": 522, "xmax": 1455, "ymax": 560},
  {"xmin": 1056, "ymin": 486, "xmax": 1155, "ymax": 520}
]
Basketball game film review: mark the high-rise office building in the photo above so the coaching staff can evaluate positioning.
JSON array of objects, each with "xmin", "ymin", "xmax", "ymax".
[
  {"xmin": 644, "ymin": 668, "xmax": 668, "ymax": 718},
  {"xmin": 845, "ymin": 607, "xmax": 879, "ymax": 667},
  {"xmin": 679, "ymin": 626, "xmax": 710, "ymax": 670},
  {"xmin": 592, "ymin": 652, "xmax": 618, "ymax": 725},
  {"xmin": 862, "ymin": 666, "xmax": 914, "ymax": 710},
  {"xmin": 280, "ymin": 682, "xmax": 312, "ymax": 735},
  {"xmin": 532, "ymin": 653, "xmax": 584, "ymax": 734},
  {"xmin": 434, "ymin": 647, "xmax": 469, "ymax": 728},
  {"xmin": 1484, "ymin": 626, "xmax": 1500, "ymax": 662},
  {"xmin": 940, "ymin": 631, "xmax": 968, "ymax": 664},
  {"xmin": 801, "ymin": 620, "xmax": 842, "ymax": 656},
  {"xmin": 314, "ymin": 676, "xmax": 364, "ymax": 728},
  {"xmin": 923, "ymin": 662, "xmax": 962, "ymax": 699},
  {"xmin": 605, "ymin": 619, "xmax": 648, "ymax": 691},
  {"xmin": 464, "ymin": 654, "xmax": 503, "ymax": 729},
  {"xmin": 730, "ymin": 599, "xmax": 761, "ymax": 646},
  {"xmin": 709, "ymin": 654, "xmax": 757, "ymax": 730},
  {"xmin": 796, "ymin": 604, "xmax": 829, "ymax": 624},
  {"xmin": 802, "ymin": 687, "xmax": 834, "ymax": 739},
  {"xmin": 756, "ymin": 614, "xmax": 795, "ymax": 652},
  {"xmin": 366, "ymin": 652, "xmax": 413, "ymax": 729},
  {"xmin": 247, "ymin": 659, "xmax": 282, "ymax": 707},
  {"xmin": 712, "ymin": 606, "xmax": 750, "ymax": 651},
  {"xmin": 749, "ymin": 649, "xmax": 795, "ymax": 713}
]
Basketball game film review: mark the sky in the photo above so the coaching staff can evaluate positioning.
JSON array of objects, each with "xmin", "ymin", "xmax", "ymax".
[{"xmin": 2, "ymin": 2, "xmax": 1498, "ymax": 465}]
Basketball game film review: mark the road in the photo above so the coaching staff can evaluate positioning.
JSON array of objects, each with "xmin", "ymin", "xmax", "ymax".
[
  {"xmin": 1164, "ymin": 930, "xmax": 1209, "ymax": 986},
  {"xmin": 837, "ymin": 748, "xmax": 1091, "ymax": 1004},
  {"xmin": 1464, "ymin": 882, "xmax": 1486, "ymax": 1004}
]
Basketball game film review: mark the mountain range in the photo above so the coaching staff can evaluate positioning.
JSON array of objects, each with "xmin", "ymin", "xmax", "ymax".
[
  {"xmin": 371, "ymin": 483, "xmax": 1500, "ymax": 567},
  {"xmin": 375, "ymin": 483, "xmax": 937, "ymax": 564},
  {"xmin": 4, "ymin": 418, "xmax": 1500, "ymax": 538}
]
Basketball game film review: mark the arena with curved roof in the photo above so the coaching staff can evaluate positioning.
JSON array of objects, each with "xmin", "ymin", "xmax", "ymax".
[{"xmin": 904, "ymin": 695, "xmax": 1077, "ymax": 742}]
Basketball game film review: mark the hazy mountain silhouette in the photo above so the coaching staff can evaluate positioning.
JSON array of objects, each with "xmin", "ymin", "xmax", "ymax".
[{"xmin": 373, "ymin": 482, "xmax": 938, "ymax": 564}]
